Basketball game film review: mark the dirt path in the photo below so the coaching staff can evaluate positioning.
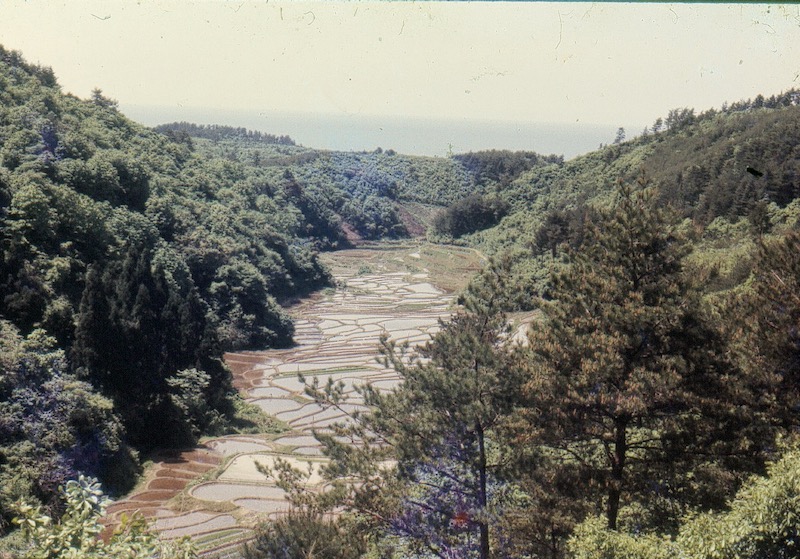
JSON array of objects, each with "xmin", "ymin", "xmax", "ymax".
[{"xmin": 104, "ymin": 242, "xmax": 483, "ymax": 557}]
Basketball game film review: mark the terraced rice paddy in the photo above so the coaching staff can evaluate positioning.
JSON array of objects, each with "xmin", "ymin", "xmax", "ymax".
[{"xmin": 103, "ymin": 243, "xmax": 483, "ymax": 557}]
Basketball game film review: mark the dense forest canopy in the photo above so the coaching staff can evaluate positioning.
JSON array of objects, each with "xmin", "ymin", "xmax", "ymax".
[
  {"xmin": 154, "ymin": 122, "xmax": 296, "ymax": 146},
  {"xmin": 3, "ymin": 44, "xmax": 800, "ymax": 559},
  {"xmin": 0, "ymin": 44, "xmax": 350, "ymax": 532}
]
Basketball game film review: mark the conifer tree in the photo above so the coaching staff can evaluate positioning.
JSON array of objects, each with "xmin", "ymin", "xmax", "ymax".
[
  {"xmin": 72, "ymin": 243, "xmax": 228, "ymax": 447},
  {"xmin": 298, "ymin": 258, "xmax": 525, "ymax": 559},
  {"xmin": 731, "ymin": 231, "xmax": 800, "ymax": 432},
  {"xmin": 523, "ymin": 181, "xmax": 732, "ymax": 530}
]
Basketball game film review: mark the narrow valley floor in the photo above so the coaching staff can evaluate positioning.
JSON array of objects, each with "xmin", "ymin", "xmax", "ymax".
[{"xmin": 103, "ymin": 242, "xmax": 483, "ymax": 557}]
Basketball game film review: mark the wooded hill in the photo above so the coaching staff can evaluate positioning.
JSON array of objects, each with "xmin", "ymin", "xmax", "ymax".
[
  {"xmin": 0, "ymin": 44, "xmax": 551, "ymax": 538},
  {"xmin": 3, "ymin": 43, "xmax": 800, "ymax": 559},
  {"xmin": 153, "ymin": 126, "xmax": 561, "ymax": 242},
  {"xmin": 444, "ymin": 92, "xmax": 800, "ymax": 306},
  {"xmin": 485, "ymin": 91, "xmax": 800, "ymax": 240}
]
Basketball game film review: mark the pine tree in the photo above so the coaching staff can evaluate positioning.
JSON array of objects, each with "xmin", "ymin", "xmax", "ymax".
[
  {"xmin": 731, "ymin": 231, "xmax": 800, "ymax": 432},
  {"xmin": 298, "ymin": 258, "xmax": 525, "ymax": 559},
  {"xmin": 72, "ymin": 264, "xmax": 111, "ymax": 383},
  {"xmin": 523, "ymin": 181, "xmax": 732, "ymax": 530}
]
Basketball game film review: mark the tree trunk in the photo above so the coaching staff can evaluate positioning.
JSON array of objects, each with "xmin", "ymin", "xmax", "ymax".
[
  {"xmin": 606, "ymin": 418, "xmax": 627, "ymax": 530},
  {"xmin": 477, "ymin": 421, "xmax": 490, "ymax": 559}
]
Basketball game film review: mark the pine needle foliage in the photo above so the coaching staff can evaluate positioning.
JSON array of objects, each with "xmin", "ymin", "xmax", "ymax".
[{"xmin": 522, "ymin": 179, "xmax": 736, "ymax": 530}]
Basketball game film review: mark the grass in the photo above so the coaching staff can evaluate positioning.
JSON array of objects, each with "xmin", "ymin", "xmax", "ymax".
[
  {"xmin": 168, "ymin": 491, "xmax": 238, "ymax": 515},
  {"xmin": 223, "ymin": 396, "xmax": 289, "ymax": 435},
  {"xmin": 0, "ymin": 527, "xmax": 28, "ymax": 558},
  {"xmin": 198, "ymin": 529, "xmax": 257, "ymax": 559},
  {"xmin": 107, "ymin": 455, "xmax": 155, "ymax": 502}
]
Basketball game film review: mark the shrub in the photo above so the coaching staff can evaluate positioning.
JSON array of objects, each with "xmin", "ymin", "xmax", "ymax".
[
  {"xmin": 432, "ymin": 194, "xmax": 509, "ymax": 238},
  {"xmin": 243, "ymin": 511, "xmax": 366, "ymax": 559},
  {"xmin": 12, "ymin": 475, "xmax": 194, "ymax": 559},
  {"xmin": 568, "ymin": 445, "xmax": 800, "ymax": 559}
]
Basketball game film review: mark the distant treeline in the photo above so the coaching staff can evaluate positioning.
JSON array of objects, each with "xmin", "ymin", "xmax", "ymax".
[
  {"xmin": 641, "ymin": 88, "xmax": 800, "ymax": 137},
  {"xmin": 452, "ymin": 150, "xmax": 563, "ymax": 187},
  {"xmin": 154, "ymin": 122, "xmax": 296, "ymax": 146}
]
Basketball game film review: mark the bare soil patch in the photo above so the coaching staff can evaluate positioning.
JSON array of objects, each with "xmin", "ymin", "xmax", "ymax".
[{"xmin": 148, "ymin": 478, "xmax": 190, "ymax": 491}]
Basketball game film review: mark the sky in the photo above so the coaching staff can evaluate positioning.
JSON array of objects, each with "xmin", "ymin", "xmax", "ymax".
[{"xmin": 1, "ymin": 2, "xmax": 799, "ymax": 156}]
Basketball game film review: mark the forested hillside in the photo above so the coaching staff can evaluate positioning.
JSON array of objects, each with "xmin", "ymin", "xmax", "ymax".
[
  {"xmin": 496, "ymin": 92, "xmax": 800, "ymax": 229},
  {"xmin": 441, "ymin": 93, "xmax": 800, "ymax": 302},
  {"xmin": 0, "ymin": 45, "xmax": 408, "ymax": 533},
  {"xmin": 153, "ymin": 121, "xmax": 296, "ymax": 146},
  {"xmin": 4, "ymin": 41, "xmax": 800, "ymax": 559},
  {"xmin": 154, "ymin": 127, "xmax": 561, "ymax": 242}
]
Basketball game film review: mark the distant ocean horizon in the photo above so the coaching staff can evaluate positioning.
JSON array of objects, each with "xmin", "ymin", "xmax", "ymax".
[{"xmin": 121, "ymin": 105, "xmax": 643, "ymax": 161}]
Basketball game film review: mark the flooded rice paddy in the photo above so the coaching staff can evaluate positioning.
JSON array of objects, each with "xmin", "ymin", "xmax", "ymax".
[{"xmin": 103, "ymin": 244, "xmax": 482, "ymax": 556}]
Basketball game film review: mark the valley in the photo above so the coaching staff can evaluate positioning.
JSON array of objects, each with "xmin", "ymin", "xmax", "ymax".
[
  {"xmin": 3, "ymin": 42, "xmax": 800, "ymax": 559},
  {"xmin": 103, "ymin": 243, "xmax": 484, "ymax": 556}
]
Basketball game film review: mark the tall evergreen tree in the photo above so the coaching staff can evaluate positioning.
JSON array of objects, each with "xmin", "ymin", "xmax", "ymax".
[
  {"xmin": 72, "ymin": 243, "xmax": 228, "ymax": 447},
  {"xmin": 297, "ymin": 259, "xmax": 525, "ymax": 559},
  {"xmin": 730, "ymin": 231, "xmax": 800, "ymax": 432},
  {"xmin": 522, "ymin": 181, "xmax": 735, "ymax": 530}
]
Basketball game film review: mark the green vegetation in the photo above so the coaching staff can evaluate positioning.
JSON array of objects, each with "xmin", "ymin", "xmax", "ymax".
[
  {"xmin": 223, "ymin": 395, "xmax": 287, "ymax": 436},
  {"xmin": 452, "ymin": 150, "xmax": 563, "ymax": 190},
  {"xmin": 9, "ymin": 476, "xmax": 193, "ymax": 559},
  {"xmin": 431, "ymin": 193, "xmax": 509, "ymax": 239},
  {"xmin": 172, "ymin": 141, "xmax": 563, "ymax": 244},
  {"xmin": 451, "ymin": 92, "xmax": 800, "ymax": 302},
  {"xmin": 271, "ymin": 177, "xmax": 800, "ymax": 559},
  {"xmin": 178, "ymin": 137, "xmax": 474, "ymax": 242},
  {"xmin": 4, "ymin": 43, "xmax": 800, "ymax": 559},
  {"xmin": 569, "ymin": 445, "xmax": 800, "ymax": 559},
  {"xmin": 0, "ymin": 323, "xmax": 138, "ymax": 530},
  {"xmin": 243, "ymin": 511, "xmax": 367, "ymax": 559},
  {"xmin": 153, "ymin": 121, "xmax": 295, "ymax": 146},
  {"xmin": 0, "ymin": 43, "xmax": 337, "ymax": 522}
]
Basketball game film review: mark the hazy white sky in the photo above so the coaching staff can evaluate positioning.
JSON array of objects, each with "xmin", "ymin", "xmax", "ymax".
[{"xmin": 1, "ymin": 1, "xmax": 799, "ymax": 128}]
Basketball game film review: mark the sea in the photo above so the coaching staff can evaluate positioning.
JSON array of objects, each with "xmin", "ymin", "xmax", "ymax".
[{"xmin": 121, "ymin": 105, "xmax": 642, "ymax": 161}]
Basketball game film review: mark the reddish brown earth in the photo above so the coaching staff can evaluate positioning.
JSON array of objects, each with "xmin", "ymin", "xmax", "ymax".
[
  {"xmin": 102, "ymin": 447, "xmax": 221, "ymax": 538},
  {"xmin": 395, "ymin": 203, "xmax": 427, "ymax": 237},
  {"xmin": 225, "ymin": 352, "xmax": 271, "ymax": 392},
  {"xmin": 340, "ymin": 222, "xmax": 363, "ymax": 244}
]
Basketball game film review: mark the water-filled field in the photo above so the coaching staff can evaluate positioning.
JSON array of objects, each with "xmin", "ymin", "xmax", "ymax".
[{"xmin": 104, "ymin": 243, "xmax": 483, "ymax": 554}]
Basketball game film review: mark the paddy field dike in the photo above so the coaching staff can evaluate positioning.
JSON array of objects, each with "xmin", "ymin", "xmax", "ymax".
[{"xmin": 103, "ymin": 242, "xmax": 484, "ymax": 557}]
